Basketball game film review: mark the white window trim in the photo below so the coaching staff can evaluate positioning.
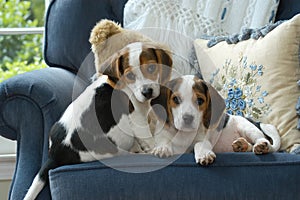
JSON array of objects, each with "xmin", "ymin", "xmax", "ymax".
[
  {"xmin": 0, "ymin": 27, "xmax": 44, "ymax": 35},
  {"xmin": 0, "ymin": 154, "xmax": 16, "ymax": 181},
  {"xmin": 0, "ymin": 0, "xmax": 48, "ymax": 35}
]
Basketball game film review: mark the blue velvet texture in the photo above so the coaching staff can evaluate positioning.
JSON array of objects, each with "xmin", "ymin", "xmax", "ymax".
[
  {"xmin": 0, "ymin": 0, "xmax": 126, "ymax": 199},
  {"xmin": 0, "ymin": 68, "xmax": 88, "ymax": 200},
  {"xmin": 297, "ymin": 81, "xmax": 300, "ymax": 130},
  {"xmin": 44, "ymin": 0, "xmax": 128, "ymax": 73},
  {"xmin": 1, "ymin": 0, "xmax": 300, "ymax": 199},
  {"xmin": 49, "ymin": 153, "xmax": 300, "ymax": 200},
  {"xmin": 275, "ymin": 0, "xmax": 300, "ymax": 21}
]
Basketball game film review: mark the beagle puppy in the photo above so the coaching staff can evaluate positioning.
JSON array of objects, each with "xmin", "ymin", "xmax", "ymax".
[
  {"xmin": 24, "ymin": 42, "xmax": 173, "ymax": 200},
  {"xmin": 151, "ymin": 75, "xmax": 281, "ymax": 165}
]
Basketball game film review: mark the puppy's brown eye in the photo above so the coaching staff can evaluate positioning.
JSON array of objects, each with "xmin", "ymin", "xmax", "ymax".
[
  {"xmin": 126, "ymin": 72, "xmax": 136, "ymax": 81},
  {"xmin": 147, "ymin": 64, "xmax": 156, "ymax": 74},
  {"xmin": 173, "ymin": 96, "xmax": 181, "ymax": 105},
  {"xmin": 196, "ymin": 98, "xmax": 204, "ymax": 106}
]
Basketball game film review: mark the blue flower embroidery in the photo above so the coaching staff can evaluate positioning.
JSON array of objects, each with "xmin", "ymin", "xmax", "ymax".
[
  {"xmin": 262, "ymin": 91, "xmax": 268, "ymax": 97},
  {"xmin": 230, "ymin": 99, "xmax": 238, "ymax": 110},
  {"xmin": 257, "ymin": 65, "xmax": 263, "ymax": 76},
  {"xmin": 225, "ymin": 99, "xmax": 230, "ymax": 109},
  {"xmin": 227, "ymin": 88, "xmax": 234, "ymax": 100},
  {"xmin": 258, "ymin": 97, "xmax": 264, "ymax": 104},
  {"xmin": 256, "ymin": 86, "xmax": 261, "ymax": 92},
  {"xmin": 230, "ymin": 78, "xmax": 237, "ymax": 87},
  {"xmin": 246, "ymin": 99, "xmax": 254, "ymax": 107},
  {"xmin": 250, "ymin": 64, "xmax": 257, "ymax": 71},
  {"xmin": 236, "ymin": 110, "xmax": 244, "ymax": 117},
  {"xmin": 227, "ymin": 110, "xmax": 233, "ymax": 115},
  {"xmin": 234, "ymin": 88, "xmax": 243, "ymax": 98},
  {"xmin": 210, "ymin": 56, "xmax": 271, "ymax": 120},
  {"xmin": 238, "ymin": 99, "xmax": 246, "ymax": 110},
  {"xmin": 225, "ymin": 87, "xmax": 246, "ymax": 116}
]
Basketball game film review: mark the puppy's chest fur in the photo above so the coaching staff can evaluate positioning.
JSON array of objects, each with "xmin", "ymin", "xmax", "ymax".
[{"xmin": 158, "ymin": 125, "xmax": 206, "ymax": 154}]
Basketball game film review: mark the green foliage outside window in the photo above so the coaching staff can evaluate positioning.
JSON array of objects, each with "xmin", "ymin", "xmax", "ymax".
[{"xmin": 0, "ymin": 0, "xmax": 46, "ymax": 82}]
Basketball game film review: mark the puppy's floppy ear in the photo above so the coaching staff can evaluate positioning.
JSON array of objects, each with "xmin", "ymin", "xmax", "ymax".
[
  {"xmin": 202, "ymin": 81, "xmax": 225, "ymax": 129},
  {"xmin": 151, "ymin": 85, "xmax": 172, "ymax": 126},
  {"xmin": 101, "ymin": 54, "xmax": 125, "ymax": 88},
  {"xmin": 151, "ymin": 78, "xmax": 181, "ymax": 127},
  {"xmin": 153, "ymin": 48, "xmax": 173, "ymax": 84}
]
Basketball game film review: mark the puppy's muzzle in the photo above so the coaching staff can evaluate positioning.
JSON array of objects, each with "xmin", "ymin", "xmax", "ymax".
[
  {"xmin": 141, "ymin": 86, "xmax": 153, "ymax": 100},
  {"xmin": 183, "ymin": 114, "xmax": 194, "ymax": 125}
]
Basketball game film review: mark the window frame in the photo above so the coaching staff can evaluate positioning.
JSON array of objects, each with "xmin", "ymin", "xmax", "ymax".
[{"xmin": 0, "ymin": 27, "xmax": 44, "ymax": 35}]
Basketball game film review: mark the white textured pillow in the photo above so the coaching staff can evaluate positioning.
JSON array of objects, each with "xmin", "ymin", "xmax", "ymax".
[{"xmin": 124, "ymin": 0, "xmax": 279, "ymax": 38}]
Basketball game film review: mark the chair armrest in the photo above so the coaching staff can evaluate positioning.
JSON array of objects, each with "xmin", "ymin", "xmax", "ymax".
[{"xmin": 0, "ymin": 67, "xmax": 88, "ymax": 200}]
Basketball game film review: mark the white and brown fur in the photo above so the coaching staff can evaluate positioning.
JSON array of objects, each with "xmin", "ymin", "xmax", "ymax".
[
  {"xmin": 23, "ymin": 42, "xmax": 173, "ymax": 200},
  {"xmin": 90, "ymin": 19, "xmax": 155, "ymax": 74},
  {"xmin": 151, "ymin": 75, "xmax": 281, "ymax": 165}
]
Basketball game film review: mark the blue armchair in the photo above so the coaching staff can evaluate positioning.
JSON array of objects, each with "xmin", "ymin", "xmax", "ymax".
[{"xmin": 1, "ymin": 0, "xmax": 300, "ymax": 199}]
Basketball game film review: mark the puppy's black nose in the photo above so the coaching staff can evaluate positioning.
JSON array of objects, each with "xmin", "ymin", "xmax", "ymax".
[
  {"xmin": 183, "ymin": 114, "xmax": 194, "ymax": 125},
  {"xmin": 142, "ymin": 87, "xmax": 153, "ymax": 99}
]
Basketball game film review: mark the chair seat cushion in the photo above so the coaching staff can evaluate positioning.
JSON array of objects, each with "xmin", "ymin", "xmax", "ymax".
[{"xmin": 49, "ymin": 153, "xmax": 300, "ymax": 200}]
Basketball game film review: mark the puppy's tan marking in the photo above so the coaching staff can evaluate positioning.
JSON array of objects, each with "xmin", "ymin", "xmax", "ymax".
[
  {"xmin": 192, "ymin": 82, "xmax": 209, "ymax": 113},
  {"xmin": 100, "ymin": 48, "xmax": 129, "ymax": 86},
  {"xmin": 154, "ymin": 48, "xmax": 173, "ymax": 84},
  {"xmin": 139, "ymin": 48, "xmax": 159, "ymax": 81},
  {"xmin": 166, "ymin": 78, "xmax": 183, "ymax": 127}
]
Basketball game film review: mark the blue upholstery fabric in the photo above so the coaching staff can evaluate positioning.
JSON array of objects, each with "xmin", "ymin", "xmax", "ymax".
[
  {"xmin": 44, "ymin": 0, "xmax": 128, "ymax": 73},
  {"xmin": 1, "ymin": 0, "xmax": 300, "ymax": 199},
  {"xmin": 0, "ymin": 0, "xmax": 126, "ymax": 199},
  {"xmin": 49, "ymin": 153, "xmax": 300, "ymax": 200},
  {"xmin": 297, "ymin": 81, "xmax": 300, "ymax": 130},
  {"xmin": 275, "ymin": 0, "xmax": 300, "ymax": 21},
  {"xmin": 0, "ymin": 68, "xmax": 88, "ymax": 199}
]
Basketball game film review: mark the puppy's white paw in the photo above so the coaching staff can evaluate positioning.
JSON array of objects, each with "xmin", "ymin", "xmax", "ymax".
[
  {"xmin": 195, "ymin": 151, "xmax": 216, "ymax": 166},
  {"xmin": 151, "ymin": 145, "xmax": 173, "ymax": 158},
  {"xmin": 139, "ymin": 139, "xmax": 155, "ymax": 153},
  {"xmin": 232, "ymin": 137, "xmax": 252, "ymax": 152},
  {"xmin": 253, "ymin": 138, "xmax": 270, "ymax": 154}
]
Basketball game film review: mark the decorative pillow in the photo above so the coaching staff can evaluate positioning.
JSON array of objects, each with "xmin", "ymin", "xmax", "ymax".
[
  {"xmin": 194, "ymin": 14, "xmax": 300, "ymax": 152},
  {"xmin": 124, "ymin": 0, "xmax": 279, "ymax": 38}
]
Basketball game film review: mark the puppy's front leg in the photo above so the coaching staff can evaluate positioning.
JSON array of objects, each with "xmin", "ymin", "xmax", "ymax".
[
  {"xmin": 194, "ymin": 140, "xmax": 216, "ymax": 166},
  {"xmin": 151, "ymin": 124, "xmax": 174, "ymax": 158},
  {"xmin": 130, "ymin": 102, "xmax": 155, "ymax": 152}
]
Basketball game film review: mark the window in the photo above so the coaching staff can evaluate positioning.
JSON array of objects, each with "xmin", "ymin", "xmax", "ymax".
[{"xmin": 0, "ymin": 0, "xmax": 48, "ymax": 83}]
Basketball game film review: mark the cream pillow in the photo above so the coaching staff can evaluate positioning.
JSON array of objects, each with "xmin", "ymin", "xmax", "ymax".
[{"xmin": 194, "ymin": 14, "xmax": 300, "ymax": 152}]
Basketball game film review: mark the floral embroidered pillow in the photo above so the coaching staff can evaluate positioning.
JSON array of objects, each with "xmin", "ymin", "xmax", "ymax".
[
  {"xmin": 194, "ymin": 14, "xmax": 300, "ymax": 152},
  {"xmin": 210, "ymin": 57, "xmax": 271, "ymax": 119}
]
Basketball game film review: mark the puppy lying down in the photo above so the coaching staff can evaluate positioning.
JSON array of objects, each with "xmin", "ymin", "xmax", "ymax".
[{"xmin": 150, "ymin": 75, "xmax": 281, "ymax": 165}]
